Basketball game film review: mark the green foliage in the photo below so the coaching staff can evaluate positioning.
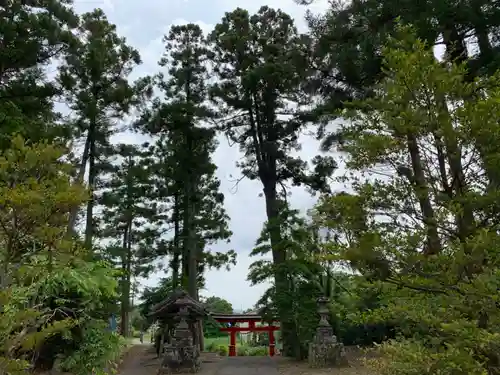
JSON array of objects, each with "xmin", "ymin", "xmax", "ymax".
[
  {"xmin": 208, "ymin": 7, "xmax": 337, "ymax": 355},
  {"xmin": 98, "ymin": 143, "xmax": 158, "ymax": 336},
  {"xmin": 0, "ymin": 136, "xmax": 88, "ymax": 270},
  {"xmin": 248, "ymin": 202, "xmax": 342, "ymax": 358},
  {"xmin": 59, "ymin": 8, "xmax": 146, "ymax": 248},
  {"xmin": 204, "ymin": 339, "xmax": 268, "ymax": 357},
  {"xmin": 0, "ymin": 137, "xmax": 119, "ymax": 373},
  {"xmin": 58, "ymin": 320, "xmax": 124, "ymax": 375},
  {"xmin": 0, "ymin": 0, "xmax": 78, "ymax": 149},
  {"xmin": 129, "ymin": 308, "xmax": 148, "ymax": 332},
  {"xmin": 4, "ymin": 0, "xmax": 500, "ymax": 372},
  {"xmin": 0, "ymin": 285, "xmax": 76, "ymax": 374},
  {"xmin": 203, "ymin": 296, "xmax": 233, "ymax": 314},
  {"xmin": 135, "ymin": 22, "xmax": 235, "ymax": 298},
  {"xmin": 0, "ymin": 1, "xmax": 148, "ymax": 374},
  {"xmin": 243, "ymin": 346, "xmax": 269, "ymax": 356},
  {"xmin": 202, "ymin": 296, "xmax": 233, "ymax": 337},
  {"xmin": 139, "ymin": 277, "xmax": 173, "ymax": 325},
  {"xmin": 217, "ymin": 345, "xmax": 229, "ymax": 356},
  {"xmin": 312, "ymin": 25, "xmax": 500, "ymax": 374},
  {"xmin": 204, "ymin": 337, "xmax": 228, "ymax": 350},
  {"xmin": 204, "ymin": 341, "xmax": 231, "ymax": 356}
]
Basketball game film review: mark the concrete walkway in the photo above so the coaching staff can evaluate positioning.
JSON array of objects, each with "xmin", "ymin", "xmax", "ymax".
[{"xmin": 215, "ymin": 357, "xmax": 279, "ymax": 375}]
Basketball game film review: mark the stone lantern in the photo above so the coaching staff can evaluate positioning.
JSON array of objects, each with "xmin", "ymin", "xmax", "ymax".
[{"xmin": 308, "ymin": 297, "xmax": 347, "ymax": 368}]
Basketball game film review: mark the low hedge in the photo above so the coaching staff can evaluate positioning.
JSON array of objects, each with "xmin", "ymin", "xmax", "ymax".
[{"xmin": 205, "ymin": 341, "xmax": 269, "ymax": 356}]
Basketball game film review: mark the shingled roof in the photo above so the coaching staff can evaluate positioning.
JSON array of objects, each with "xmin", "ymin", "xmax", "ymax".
[{"xmin": 150, "ymin": 289, "xmax": 209, "ymax": 318}]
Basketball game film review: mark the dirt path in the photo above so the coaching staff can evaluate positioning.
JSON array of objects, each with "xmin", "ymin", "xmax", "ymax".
[
  {"xmin": 118, "ymin": 347, "xmax": 279, "ymax": 375},
  {"xmin": 216, "ymin": 357, "xmax": 279, "ymax": 375},
  {"xmin": 118, "ymin": 345, "xmax": 373, "ymax": 375},
  {"xmin": 118, "ymin": 343, "xmax": 157, "ymax": 375},
  {"xmin": 118, "ymin": 346, "xmax": 222, "ymax": 375}
]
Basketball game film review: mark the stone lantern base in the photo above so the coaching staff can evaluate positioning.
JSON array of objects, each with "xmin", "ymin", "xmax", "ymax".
[
  {"xmin": 308, "ymin": 326, "xmax": 347, "ymax": 367},
  {"xmin": 308, "ymin": 297, "xmax": 347, "ymax": 368}
]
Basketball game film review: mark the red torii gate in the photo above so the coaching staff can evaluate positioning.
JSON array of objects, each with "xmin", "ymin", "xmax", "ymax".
[{"xmin": 211, "ymin": 313, "xmax": 279, "ymax": 357}]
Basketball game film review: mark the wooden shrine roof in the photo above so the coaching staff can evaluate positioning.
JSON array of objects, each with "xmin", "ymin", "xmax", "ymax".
[{"xmin": 150, "ymin": 289, "xmax": 209, "ymax": 318}]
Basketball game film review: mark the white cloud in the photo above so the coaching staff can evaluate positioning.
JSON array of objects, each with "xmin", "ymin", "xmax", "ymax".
[
  {"xmin": 101, "ymin": 0, "xmax": 114, "ymax": 11},
  {"xmin": 203, "ymin": 250, "xmax": 272, "ymax": 311}
]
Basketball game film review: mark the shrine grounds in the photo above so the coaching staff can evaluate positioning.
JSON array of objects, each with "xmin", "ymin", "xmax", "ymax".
[{"xmin": 113, "ymin": 341, "xmax": 376, "ymax": 375}]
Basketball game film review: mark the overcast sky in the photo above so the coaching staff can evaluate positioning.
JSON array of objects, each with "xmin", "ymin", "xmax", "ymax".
[{"xmin": 71, "ymin": 0, "xmax": 332, "ymax": 310}]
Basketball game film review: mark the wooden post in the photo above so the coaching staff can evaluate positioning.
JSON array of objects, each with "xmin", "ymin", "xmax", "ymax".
[
  {"xmin": 268, "ymin": 326, "xmax": 275, "ymax": 357},
  {"xmin": 198, "ymin": 319, "xmax": 205, "ymax": 352},
  {"xmin": 229, "ymin": 330, "xmax": 237, "ymax": 356},
  {"xmin": 159, "ymin": 333, "xmax": 164, "ymax": 358}
]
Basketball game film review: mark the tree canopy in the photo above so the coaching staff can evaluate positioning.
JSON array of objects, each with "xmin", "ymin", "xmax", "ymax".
[{"xmin": 2, "ymin": 0, "xmax": 500, "ymax": 373}]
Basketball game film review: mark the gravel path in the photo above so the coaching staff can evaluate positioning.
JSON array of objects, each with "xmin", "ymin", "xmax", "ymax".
[
  {"xmin": 215, "ymin": 356, "xmax": 279, "ymax": 375},
  {"xmin": 117, "ymin": 345, "xmax": 371, "ymax": 375},
  {"xmin": 118, "ymin": 346, "xmax": 280, "ymax": 375}
]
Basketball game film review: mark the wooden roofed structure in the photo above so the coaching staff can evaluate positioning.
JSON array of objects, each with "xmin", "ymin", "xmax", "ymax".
[
  {"xmin": 149, "ymin": 289, "xmax": 209, "ymax": 321},
  {"xmin": 151, "ymin": 289, "xmax": 208, "ymax": 373}
]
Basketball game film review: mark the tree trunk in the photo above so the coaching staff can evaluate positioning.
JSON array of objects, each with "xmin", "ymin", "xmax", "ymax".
[
  {"xmin": 181, "ymin": 192, "xmax": 190, "ymax": 291},
  {"xmin": 195, "ymin": 289, "xmax": 204, "ymax": 352},
  {"xmin": 66, "ymin": 135, "xmax": 90, "ymax": 236},
  {"xmin": 123, "ymin": 221, "xmax": 133, "ymax": 337},
  {"xmin": 120, "ymin": 225, "xmax": 129, "ymax": 337},
  {"xmin": 436, "ymin": 94, "xmax": 475, "ymax": 242},
  {"xmin": 172, "ymin": 192, "xmax": 181, "ymax": 289},
  {"xmin": 185, "ymin": 177, "xmax": 197, "ymax": 299},
  {"xmin": 247, "ymin": 91, "xmax": 298, "ymax": 358},
  {"xmin": 84, "ymin": 130, "xmax": 96, "ymax": 250},
  {"xmin": 263, "ymin": 182, "xmax": 298, "ymax": 358},
  {"xmin": 406, "ymin": 132, "xmax": 441, "ymax": 255}
]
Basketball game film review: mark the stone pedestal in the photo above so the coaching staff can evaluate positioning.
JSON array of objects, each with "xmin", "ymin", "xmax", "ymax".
[
  {"xmin": 308, "ymin": 297, "xmax": 347, "ymax": 368},
  {"xmin": 158, "ymin": 307, "xmax": 201, "ymax": 374}
]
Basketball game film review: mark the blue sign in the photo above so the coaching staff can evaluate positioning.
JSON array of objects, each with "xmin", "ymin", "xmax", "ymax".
[{"xmin": 109, "ymin": 314, "xmax": 117, "ymax": 332}]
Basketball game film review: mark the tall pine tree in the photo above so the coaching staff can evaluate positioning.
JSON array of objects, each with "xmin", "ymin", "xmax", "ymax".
[
  {"xmin": 58, "ymin": 9, "xmax": 144, "ymax": 248},
  {"xmin": 208, "ymin": 6, "xmax": 336, "ymax": 357},
  {"xmin": 98, "ymin": 143, "xmax": 158, "ymax": 337},
  {"xmin": 136, "ymin": 23, "xmax": 225, "ymax": 299},
  {"xmin": 0, "ymin": 0, "xmax": 79, "ymax": 148}
]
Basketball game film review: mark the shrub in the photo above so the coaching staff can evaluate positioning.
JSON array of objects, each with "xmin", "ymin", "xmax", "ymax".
[
  {"xmin": 0, "ymin": 138, "xmax": 120, "ymax": 374},
  {"xmin": 205, "ymin": 340, "xmax": 229, "ymax": 356},
  {"xmin": 217, "ymin": 345, "xmax": 228, "ymax": 356},
  {"xmin": 237, "ymin": 346, "xmax": 249, "ymax": 356},
  {"xmin": 58, "ymin": 320, "xmax": 125, "ymax": 375},
  {"xmin": 205, "ymin": 341, "xmax": 217, "ymax": 352},
  {"xmin": 247, "ymin": 346, "xmax": 268, "ymax": 356}
]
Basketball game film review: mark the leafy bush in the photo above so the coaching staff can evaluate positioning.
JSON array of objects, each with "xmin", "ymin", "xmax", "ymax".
[
  {"xmin": 216, "ymin": 345, "xmax": 228, "ymax": 356},
  {"xmin": 236, "ymin": 346, "xmax": 249, "ymax": 356},
  {"xmin": 247, "ymin": 346, "xmax": 268, "ymax": 356},
  {"xmin": 0, "ymin": 138, "xmax": 120, "ymax": 374},
  {"xmin": 205, "ymin": 341, "xmax": 268, "ymax": 357},
  {"xmin": 0, "ymin": 285, "xmax": 77, "ymax": 374},
  {"xmin": 205, "ymin": 341, "xmax": 217, "ymax": 352},
  {"xmin": 58, "ymin": 320, "xmax": 125, "ymax": 375},
  {"xmin": 205, "ymin": 340, "xmax": 229, "ymax": 356},
  {"xmin": 368, "ymin": 338, "xmax": 496, "ymax": 375},
  {"xmin": 235, "ymin": 345, "xmax": 268, "ymax": 356}
]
